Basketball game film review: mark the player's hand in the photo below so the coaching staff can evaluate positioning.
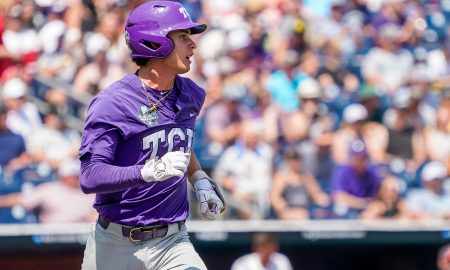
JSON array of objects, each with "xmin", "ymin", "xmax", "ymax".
[
  {"xmin": 194, "ymin": 178, "xmax": 226, "ymax": 220},
  {"xmin": 141, "ymin": 151, "xmax": 190, "ymax": 182}
]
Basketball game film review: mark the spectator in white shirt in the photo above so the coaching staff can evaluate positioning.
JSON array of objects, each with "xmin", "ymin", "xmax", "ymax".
[
  {"xmin": 406, "ymin": 161, "xmax": 450, "ymax": 219},
  {"xmin": 214, "ymin": 119, "xmax": 273, "ymax": 219},
  {"xmin": 231, "ymin": 232, "xmax": 293, "ymax": 270},
  {"xmin": 1, "ymin": 77, "xmax": 42, "ymax": 144}
]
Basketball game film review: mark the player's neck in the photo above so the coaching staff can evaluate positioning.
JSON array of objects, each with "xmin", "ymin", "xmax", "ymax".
[{"xmin": 138, "ymin": 66, "xmax": 175, "ymax": 91}]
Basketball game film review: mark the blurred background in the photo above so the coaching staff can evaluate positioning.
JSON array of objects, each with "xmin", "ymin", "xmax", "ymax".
[{"xmin": 0, "ymin": 0, "xmax": 449, "ymax": 269}]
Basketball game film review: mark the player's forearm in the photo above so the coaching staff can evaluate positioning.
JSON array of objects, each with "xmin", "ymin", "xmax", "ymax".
[
  {"xmin": 187, "ymin": 151, "xmax": 203, "ymax": 186},
  {"xmin": 80, "ymin": 155, "xmax": 144, "ymax": 194}
]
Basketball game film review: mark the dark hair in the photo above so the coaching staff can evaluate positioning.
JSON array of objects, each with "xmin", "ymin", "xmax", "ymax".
[
  {"xmin": 283, "ymin": 148, "xmax": 300, "ymax": 160},
  {"xmin": 0, "ymin": 105, "xmax": 6, "ymax": 115},
  {"xmin": 132, "ymin": 58, "xmax": 150, "ymax": 67},
  {"xmin": 437, "ymin": 244, "xmax": 450, "ymax": 262},
  {"xmin": 252, "ymin": 232, "xmax": 278, "ymax": 248}
]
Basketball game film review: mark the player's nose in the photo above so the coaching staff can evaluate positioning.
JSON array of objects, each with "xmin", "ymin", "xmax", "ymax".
[{"xmin": 189, "ymin": 38, "xmax": 197, "ymax": 49}]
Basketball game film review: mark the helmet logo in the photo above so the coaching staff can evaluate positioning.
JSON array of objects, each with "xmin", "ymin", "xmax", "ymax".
[
  {"xmin": 125, "ymin": 31, "xmax": 130, "ymax": 46},
  {"xmin": 154, "ymin": 5, "xmax": 167, "ymax": 13},
  {"xmin": 179, "ymin": 7, "xmax": 190, "ymax": 19},
  {"xmin": 124, "ymin": 31, "xmax": 132, "ymax": 52}
]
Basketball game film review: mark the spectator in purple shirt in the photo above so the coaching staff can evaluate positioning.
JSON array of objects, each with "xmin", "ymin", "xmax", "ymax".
[{"xmin": 331, "ymin": 139, "xmax": 381, "ymax": 218}]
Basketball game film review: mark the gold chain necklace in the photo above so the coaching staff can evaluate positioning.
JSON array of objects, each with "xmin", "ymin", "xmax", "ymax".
[{"xmin": 139, "ymin": 79, "xmax": 173, "ymax": 113}]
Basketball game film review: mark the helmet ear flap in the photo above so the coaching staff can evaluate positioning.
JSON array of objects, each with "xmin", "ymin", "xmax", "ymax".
[
  {"xmin": 138, "ymin": 35, "xmax": 174, "ymax": 58},
  {"xmin": 126, "ymin": 28, "xmax": 174, "ymax": 59},
  {"xmin": 142, "ymin": 40, "xmax": 161, "ymax": 51}
]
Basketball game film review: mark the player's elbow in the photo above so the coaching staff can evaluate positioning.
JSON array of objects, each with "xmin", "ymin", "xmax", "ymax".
[
  {"xmin": 80, "ymin": 178, "xmax": 97, "ymax": 194},
  {"xmin": 79, "ymin": 168, "xmax": 99, "ymax": 194},
  {"xmin": 79, "ymin": 155, "xmax": 102, "ymax": 194}
]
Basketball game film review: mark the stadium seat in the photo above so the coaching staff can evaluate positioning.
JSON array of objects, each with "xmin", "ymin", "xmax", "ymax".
[{"xmin": 0, "ymin": 206, "xmax": 37, "ymax": 224}]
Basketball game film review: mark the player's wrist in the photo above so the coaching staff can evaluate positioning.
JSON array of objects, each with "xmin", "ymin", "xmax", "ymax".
[
  {"xmin": 191, "ymin": 170, "xmax": 211, "ymax": 189},
  {"xmin": 140, "ymin": 160, "xmax": 158, "ymax": 182},
  {"xmin": 194, "ymin": 178, "xmax": 213, "ymax": 191}
]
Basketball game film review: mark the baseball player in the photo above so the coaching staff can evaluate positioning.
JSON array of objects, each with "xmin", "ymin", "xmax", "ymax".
[{"xmin": 78, "ymin": 1, "xmax": 225, "ymax": 269}]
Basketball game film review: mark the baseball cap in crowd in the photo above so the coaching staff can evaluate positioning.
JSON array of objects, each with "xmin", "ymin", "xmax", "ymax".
[
  {"xmin": 34, "ymin": 0, "xmax": 67, "ymax": 8},
  {"xmin": 59, "ymin": 159, "xmax": 81, "ymax": 177},
  {"xmin": 343, "ymin": 103, "xmax": 368, "ymax": 123},
  {"xmin": 298, "ymin": 78, "xmax": 321, "ymax": 99},
  {"xmin": 282, "ymin": 49, "xmax": 300, "ymax": 68},
  {"xmin": 331, "ymin": 0, "xmax": 346, "ymax": 6},
  {"xmin": 342, "ymin": 10, "xmax": 365, "ymax": 33},
  {"xmin": 378, "ymin": 23, "xmax": 401, "ymax": 41},
  {"xmin": 222, "ymin": 84, "xmax": 245, "ymax": 102},
  {"xmin": 358, "ymin": 84, "xmax": 379, "ymax": 101},
  {"xmin": 421, "ymin": 161, "xmax": 447, "ymax": 182},
  {"xmin": 198, "ymin": 29, "xmax": 226, "ymax": 60},
  {"xmin": 1, "ymin": 77, "xmax": 28, "ymax": 99},
  {"xmin": 84, "ymin": 33, "xmax": 110, "ymax": 58},
  {"xmin": 392, "ymin": 87, "xmax": 412, "ymax": 109},
  {"xmin": 226, "ymin": 28, "xmax": 251, "ymax": 51}
]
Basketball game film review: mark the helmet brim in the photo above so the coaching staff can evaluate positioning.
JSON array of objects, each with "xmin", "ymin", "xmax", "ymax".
[
  {"xmin": 169, "ymin": 22, "xmax": 207, "ymax": 35},
  {"xmin": 190, "ymin": 23, "xmax": 207, "ymax": 35}
]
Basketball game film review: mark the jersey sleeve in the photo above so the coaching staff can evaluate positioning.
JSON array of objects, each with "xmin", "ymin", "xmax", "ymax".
[{"xmin": 78, "ymin": 92, "xmax": 127, "ymax": 160}]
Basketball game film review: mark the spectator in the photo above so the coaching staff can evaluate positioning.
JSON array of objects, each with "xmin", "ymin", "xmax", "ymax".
[
  {"xmin": 264, "ymin": 49, "xmax": 302, "ymax": 112},
  {"xmin": 0, "ymin": 158, "xmax": 96, "ymax": 223},
  {"xmin": 437, "ymin": 244, "xmax": 450, "ymax": 270},
  {"xmin": 296, "ymin": 77, "xmax": 335, "ymax": 179},
  {"xmin": 27, "ymin": 110, "xmax": 81, "ymax": 170},
  {"xmin": 277, "ymin": 111, "xmax": 315, "ymax": 174},
  {"xmin": 0, "ymin": 2, "xmax": 22, "ymax": 79},
  {"xmin": 297, "ymin": 77, "xmax": 323, "ymax": 121},
  {"xmin": 332, "ymin": 103, "xmax": 387, "ymax": 165},
  {"xmin": 35, "ymin": 7, "xmax": 86, "ymax": 85},
  {"xmin": 201, "ymin": 87, "xmax": 246, "ymax": 167},
  {"xmin": 423, "ymin": 90, "xmax": 450, "ymax": 165},
  {"xmin": 270, "ymin": 148, "xmax": 329, "ymax": 220},
  {"xmin": 358, "ymin": 84, "xmax": 384, "ymax": 123},
  {"xmin": 360, "ymin": 176, "xmax": 413, "ymax": 220},
  {"xmin": 383, "ymin": 87, "xmax": 427, "ymax": 185},
  {"xmin": 72, "ymin": 33, "xmax": 126, "ymax": 97},
  {"xmin": 214, "ymin": 119, "xmax": 273, "ymax": 219},
  {"xmin": 406, "ymin": 161, "xmax": 450, "ymax": 220},
  {"xmin": 1, "ymin": 3, "xmax": 41, "ymax": 80},
  {"xmin": 331, "ymin": 139, "xmax": 381, "ymax": 218},
  {"xmin": 361, "ymin": 23, "xmax": 414, "ymax": 94},
  {"xmin": 0, "ymin": 104, "xmax": 29, "ymax": 171},
  {"xmin": 1, "ymin": 77, "xmax": 42, "ymax": 143},
  {"xmin": 231, "ymin": 232, "xmax": 293, "ymax": 270}
]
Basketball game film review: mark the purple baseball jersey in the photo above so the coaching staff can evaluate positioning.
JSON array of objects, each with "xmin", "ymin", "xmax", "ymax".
[{"xmin": 79, "ymin": 73, "xmax": 205, "ymax": 226}]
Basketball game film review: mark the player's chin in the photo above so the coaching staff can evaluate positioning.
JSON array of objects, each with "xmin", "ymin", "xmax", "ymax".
[{"xmin": 177, "ymin": 64, "xmax": 191, "ymax": 74}]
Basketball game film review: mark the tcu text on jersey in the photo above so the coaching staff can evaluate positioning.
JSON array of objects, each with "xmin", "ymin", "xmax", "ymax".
[{"xmin": 142, "ymin": 127, "xmax": 194, "ymax": 160}]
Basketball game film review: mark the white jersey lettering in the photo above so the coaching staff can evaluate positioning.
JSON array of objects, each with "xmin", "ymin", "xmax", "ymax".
[
  {"xmin": 143, "ymin": 127, "xmax": 194, "ymax": 159},
  {"xmin": 143, "ymin": 130, "xmax": 166, "ymax": 160}
]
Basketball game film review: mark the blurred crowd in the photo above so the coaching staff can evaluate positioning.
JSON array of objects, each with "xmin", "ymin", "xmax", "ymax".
[{"xmin": 0, "ymin": 0, "xmax": 449, "ymax": 223}]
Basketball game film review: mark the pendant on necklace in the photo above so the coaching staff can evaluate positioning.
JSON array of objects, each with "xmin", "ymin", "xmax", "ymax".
[
  {"xmin": 138, "ymin": 105, "xmax": 158, "ymax": 126},
  {"xmin": 150, "ymin": 103, "xmax": 158, "ymax": 112}
]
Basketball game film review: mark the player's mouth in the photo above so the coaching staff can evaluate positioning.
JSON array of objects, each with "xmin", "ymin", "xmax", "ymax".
[{"xmin": 185, "ymin": 54, "xmax": 193, "ymax": 64}]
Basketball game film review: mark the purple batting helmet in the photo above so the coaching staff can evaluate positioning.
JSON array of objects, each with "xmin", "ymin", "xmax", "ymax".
[{"xmin": 125, "ymin": 0, "xmax": 207, "ymax": 59}]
